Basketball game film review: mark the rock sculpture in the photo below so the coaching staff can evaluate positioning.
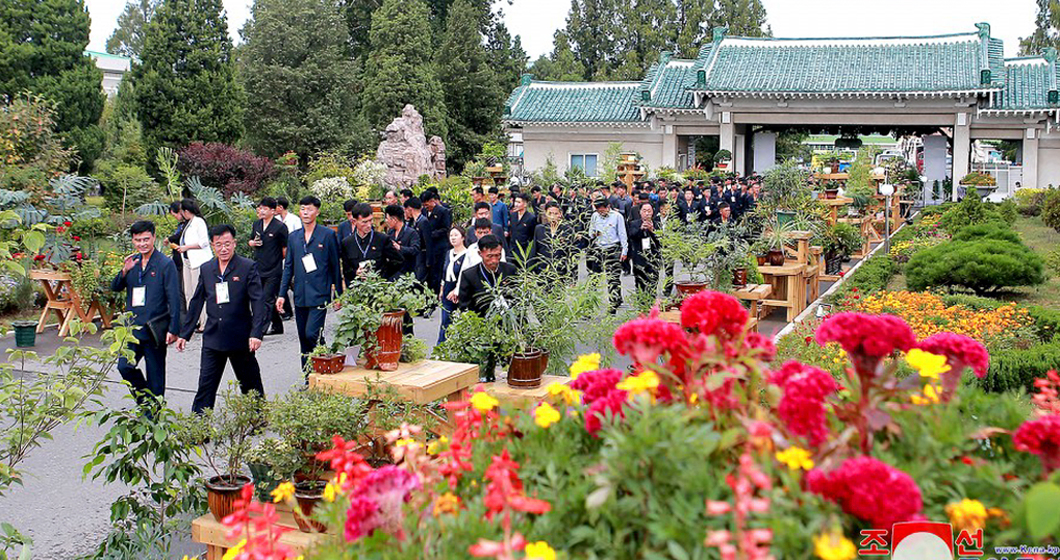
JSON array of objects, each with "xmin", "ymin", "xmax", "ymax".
[{"xmin": 375, "ymin": 104, "xmax": 446, "ymax": 187}]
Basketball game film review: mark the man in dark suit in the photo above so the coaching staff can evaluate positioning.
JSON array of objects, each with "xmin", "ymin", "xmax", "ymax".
[
  {"xmin": 465, "ymin": 202, "xmax": 507, "ymax": 249},
  {"xmin": 336, "ymin": 199, "xmax": 358, "ymax": 242},
  {"xmin": 457, "ymin": 234, "xmax": 517, "ymax": 382},
  {"xmin": 678, "ymin": 187, "xmax": 707, "ymax": 223},
  {"xmin": 111, "ymin": 220, "xmax": 183, "ymax": 406},
  {"xmin": 340, "ymin": 202, "xmax": 403, "ymax": 284},
  {"xmin": 421, "ymin": 190, "xmax": 451, "ymax": 294},
  {"xmin": 507, "ymin": 193, "xmax": 536, "ymax": 264},
  {"xmin": 249, "ymin": 197, "xmax": 288, "ymax": 335},
  {"xmin": 404, "ymin": 197, "xmax": 429, "ymax": 283},
  {"xmin": 176, "ymin": 224, "xmax": 268, "ymax": 413},
  {"xmin": 628, "ymin": 203, "xmax": 662, "ymax": 297},
  {"xmin": 276, "ymin": 195, "xmax": 344, "ymax": 374},
  {"xmin": 385, "ymin": 204, "xmax": 421, "ymax": 279}
]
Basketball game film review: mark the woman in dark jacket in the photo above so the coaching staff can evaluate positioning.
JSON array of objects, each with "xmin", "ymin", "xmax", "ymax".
[
  {"xmin": 438, "ymin": 226, "xmax": 468, "ymax": 344},
  {"xmin": 166, "ymin": 201, "xmax": 187, "ymax": 297}
]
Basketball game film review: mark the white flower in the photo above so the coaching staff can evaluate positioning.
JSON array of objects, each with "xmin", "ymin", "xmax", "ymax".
[{"xmin": 310, "ymin": 176, "xmax": 353, "ymax": 200}]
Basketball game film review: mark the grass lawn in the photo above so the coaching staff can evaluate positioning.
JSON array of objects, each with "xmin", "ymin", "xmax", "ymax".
[
  {"xmin": 0, "ymin": 307, "xmax": 41, "ymax": 333},
  {"xmin": 1009, "ymin": 215, "xmax": 1060, "ymax": 308}
]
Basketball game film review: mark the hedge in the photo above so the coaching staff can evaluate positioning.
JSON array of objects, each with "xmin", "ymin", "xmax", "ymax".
[
  {"xmin": 1028, "ymin": 304, "xmax": 1060, "ymax": 343},
  {"xmin": 977, "ymin": 340, "xmax": 1060, "ymax": 393}
]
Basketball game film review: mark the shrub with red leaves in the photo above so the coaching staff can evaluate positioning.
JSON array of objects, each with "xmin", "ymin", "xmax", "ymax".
[{"xmin": 178, "ymin": 142, "xmax": 274, "ymax": 198}]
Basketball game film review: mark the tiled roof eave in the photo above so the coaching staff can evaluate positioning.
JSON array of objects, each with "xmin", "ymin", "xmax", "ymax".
[
  {"xmin": 977, "ymin": 108, "xmax": 1058, "ymax": 116},
  {"xmin": 502, "ymin": 120, "xmax": 651, "ymax": 128},
  {"xmin": 692, "ymin": 88, "xmax": 1001, "ymax": 99}
]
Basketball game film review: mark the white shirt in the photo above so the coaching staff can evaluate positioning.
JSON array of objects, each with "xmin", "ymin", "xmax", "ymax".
[
  {"xmin": 445, "ymin": 248, "xmax": 467, "ymax": 283},
  {"xmin": 282, "ymin": 212, "xmax": 302, "ymax": 233},
  {"xmin": 180, "ymin": 216, "xmax": 213, "ymax": 269}
]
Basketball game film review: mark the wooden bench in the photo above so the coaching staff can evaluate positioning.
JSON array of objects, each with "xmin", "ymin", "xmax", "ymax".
[
  {"xmin": 759, "ymin": 263, "xmax": 808, "ymax": 322},
  {"xmin": 191, "ymin": 503, "xmax": 332, "ymax": 560},
  {"xmin": 481, "ymin": 376, "xmax": 573, "ymax": 409}
]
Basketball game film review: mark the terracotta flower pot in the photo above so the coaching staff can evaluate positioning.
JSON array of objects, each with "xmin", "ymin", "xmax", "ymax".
[
  {"xmin": 756, "ymin": 254, "xmax": 767, "ymax": 266},
  {"xmin": 823, "ymin": 189, "xmax": 839, "ymax": 200},
  {"xmin": 508, "ymin": 349, "xmax": 543, "ymax": 388},
  {"xmin": 767, "ymin": 249, "xmax": 785, "ymax": 266},
  {"xmin": 205, "ymin": 475, "xmax": 251, "ymax": 522},
  {"xmin": 294, "ymin": 481, "xmax": 328, "ymax": 533},
  {"xmin": 674, "ymin": 281, "xmax": 707, "ymax": 296},
  {"xmin": 732, "ymin": 267, "xmax": 748, "ymax": 288},
  {"xmin": 311, "ymin": 353, "xmax": 345, "ymax": 374},
  {"xmin": 364, "ymin": 310, "xmax": 405, "ymax": 371}
]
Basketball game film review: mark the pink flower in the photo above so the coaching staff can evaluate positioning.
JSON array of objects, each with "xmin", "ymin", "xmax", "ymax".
[
  {"xmin": 613, "ymin": 318, "xmax": 687, "ymax": 365},
  {"xmin": 1014, "ymin": 414, "xmax": 1060, "ymax": 473},
  {"xmin": 680, "ymin": 291, "xmax": 749, "ymax": 340},
  {"xmin": 816, "ymin": 312, "xmax": 915, "ymax": 378},
  {"xmin": 570, "ymin": 369, "xmax": 623, "ymax": 405},
  {"xmin": 344, "ymin": 465, "xmax": 420, "ymax": 541},
  {"xmin": 583, "ymin": 389, "xmax": 628, "ymax": 435},
  {"xmin": 745, "ymin": 332, "xmax": 776, "ymax": 362},
  {"xmin": 807, "ymin": 456, "xmax": 922, "ymax": 528},
  {"xmin": 344, "ymin": 496, "xmax": 380, "ymax": 541},
  {"xmin": 769, "ymin": 361, "xmax": 837, "ymax": 445},
  {"xmin": 917, "ymin": 333, "xmax": 989, "ymax": 378},
  {"xmin": 706, "ymin": 501, "xmax": 732, "ymax": 515}
]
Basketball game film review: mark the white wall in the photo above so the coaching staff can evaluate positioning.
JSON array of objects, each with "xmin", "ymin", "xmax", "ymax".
[{"xmin": 519, "ymin": 127, "xmax": 665, "ymax": 175}]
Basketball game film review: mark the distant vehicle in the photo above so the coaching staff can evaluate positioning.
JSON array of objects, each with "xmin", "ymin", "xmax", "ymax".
[{"xmin": 874, "ymin": 150, "xmax": 906, "ymax": 167}]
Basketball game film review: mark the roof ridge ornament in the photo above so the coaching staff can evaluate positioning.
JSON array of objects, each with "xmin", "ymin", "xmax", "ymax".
[
  {"xmin": 976, "ymin": 22, "xmax": 990, "ymax": 39},
  {"xmin": 520, "ymin": 73, "xmax": 533, "ymax": 86},
  {"xmin": 713, "ymin": 26, "xmax": 728, "ymax": 43}
]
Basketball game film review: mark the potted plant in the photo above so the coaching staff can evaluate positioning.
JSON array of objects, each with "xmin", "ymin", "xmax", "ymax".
[
  {"xmin": 658, "ymin": 221, "xmax": 721, "ymax": 295},
  {"xmin": 821, "ymin": 180, "xmax": 841, "ymax": 200},
  {"xmin": 960, "ymin": 172, "xmax": 998, "ymax": 199},
  {"xmin": 177, "ymin": 384, "xmax": 267, "ymax": 522},
  {"xmin": 761, "ymin": 219, "xmax": 796, "ymax": 266},
  {"xmin": 246, "ymin": 436, "xmax": 303, "ymax": 502},
  {"xmin": 309, "ymin": 344, "xmax": 345, "ymax": 375},
  {"xmin": 464, "ymin": 160, "xmax": 488, "ymax": 185},
  {"xmin": 11, "ymin": 320, "xmax": 37, "ymax": 348},
  {"xmin": 714, "ymin": 149, "xmax": 732, "ymax": 170},
  {"xmin": 817, "ymin": 222, "xmax": 861, "ymax": 274},
  {"xmin": 334, "ymin": 268, "xmax": 431, "ymax": 371}
]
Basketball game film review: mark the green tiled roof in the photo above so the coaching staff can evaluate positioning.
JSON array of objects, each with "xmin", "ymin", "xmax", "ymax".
[
  {"xmin": 504, "ymin": 79, "xmax": 642, "ymax": 124},
  {"xmin": 986, "ymin": 55, "xmax": 1059, "ymax": 112},
  {"xmin": 636, "ymin": 53, "xmax": 698, "ymax": 109},
  {"xmin": 694, "ymin": 27, "xmax": 1003, "ymax": 94}
]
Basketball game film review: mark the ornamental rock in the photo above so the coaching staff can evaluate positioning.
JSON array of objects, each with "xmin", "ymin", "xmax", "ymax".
[{"xmin": 375, "ymin": 105, "xmax": 446, "ymax": 188}]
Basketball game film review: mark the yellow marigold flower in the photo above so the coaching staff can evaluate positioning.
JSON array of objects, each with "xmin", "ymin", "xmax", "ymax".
[
  {"xmin": 905, "ymin": 348, "xmax": 950, "ymax": 380},
  {"xmin": 470, "ymin": 391, "xmax": 499, "ymax": 413},
  {"xmin": 271, "ymin": 481, "xmax": 296, "ymax": 503},
  {"xmin": 775, "ymin": 447, "xmax": 814, "ymax": 471},
  {"xmin": 813, "ymin": 531, "xmax": 856, "ymax": 560},
  {"xmin": 394, "ymin": 437, "xmax": 419, "ymax": 449},
  {"xmin": 525, "ymin": 541, "xmax": 557, "ymax": 560},
  {"xmin": 323, "ymin": 474, "xmax": 347, "ymax": 503},
  {"xmin": 534, "ymin": 402, "xmax": 561, "ymax": 428},
  {"xmin": 569, "ymin": 353, "xmax": 601, "ymax": 380},
  {"xmin": 427, "ymin": 435, "xmax": 448, "ymax": 455},
  {"xmin": 911, "ymin": 383, "xmax": 941, "ymax": 406},
  {"xmin": 222, "ymin": 539, "xmax": 246, "ymax": 560},
  {"xmin": 547, "ymin": 382, "xmax": 582, "ymax": 405},
  {"xmin": 946, "ymin": 498, "xmax": 989, "ymax": 532},
  {"xmin": 616, "ymin": 370, "xmax": 660, "ymax": 398},
  {"xmin": 433, "ymin": 492, "xmax": 460, "ymax": 516}
]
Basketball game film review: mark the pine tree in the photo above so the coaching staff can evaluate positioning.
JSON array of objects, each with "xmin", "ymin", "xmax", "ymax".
[
  {"xmin": 530, "ymin": 31, "xmax": 586, "ymax": 82},
  {"xmin": 436, "ymin": 0, "xmax": 503, "ymax": 170},
  {"xmin": 485, "ymin": 19, "xmax": 528, "ymax": 93},
  {"xmin": 0, "ymin": 0, "xmax": 106, "ymax": 169},
  {"xmin": 131, "ymin": 0, "xmax": 244, "ymax": 161},
  {"xmin": 361, "ymin": 0, "xmax": 447, "ymax": 139},
  {"xmin": 239, "ymin": 0, "xmax": 361, "ymax": 159},
  {"xmin": 1020, "ymin": 0, "xmax": 1060, "ymax": 55},
  {"xmin": 106, "ymin": 0, "xmax": 158, "ymax": 58},
  {"xmin": 713, "ymin": 0, "xmax": 770, "ymax": 37}
]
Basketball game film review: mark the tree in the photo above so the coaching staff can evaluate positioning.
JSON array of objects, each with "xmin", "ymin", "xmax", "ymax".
[
  {"xmin": 529, "ymin": 32, "xmax": 587, "ymax": 82},
  {"xmin": 106, "ymin": 0, "xmax": 158, "ymax": 58},
  {"xmin": 361, "ymin": 0, "xmax": 447, "ymax": 139},
  {"xmin": 239, "ymin": 0, "xmax": 362, "ymax": 159},
  {"xmin": 436, "ymin": 0, "xmax": 504, "ymax": 170},
  {"xmin": 0, "ymin": 0, "xmax": 106, "ymax": 170},
  {"xmin": 713, "ymin": 0, "xmax": 770, "ymax": 37},
  {"xmin": 131, "ymin": 0, "xmax": 244, "ymax": 162},
  {"xmin": 1020, "ymin": 0, "xmax": 1060, "ymax": 55}
]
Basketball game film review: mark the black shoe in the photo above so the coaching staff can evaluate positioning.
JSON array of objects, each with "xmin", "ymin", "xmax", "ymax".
[
  {"xmin": 281, "ymin": 314, "xmax": 293, "ymax": 321},
  {"xmin": 266, "ymin": 328, "xmax": 284, "ymax": 336}
]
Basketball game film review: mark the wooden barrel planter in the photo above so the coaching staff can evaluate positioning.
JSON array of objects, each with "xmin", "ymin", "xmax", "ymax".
[
  {"xmin": 508, "ymin": 348, "xmax": 544, "ymax": 388},
  {"xmin": 674, "ymin": 281, "xmax": 707, "ymax": 297},
  {"xmin": 205, "ymin": 475, "xmax": 252, "ymax": 522},
  {"xmin": 294, "ymin": 481, "xmax": 328, "ymax": 533},
  {"xmin": 732, "ymin": 267, "xmax": 748, "ymax": 288},
  {"xmin": 364, "ymin": 310, "xmax": 404, "ymax": 371}
]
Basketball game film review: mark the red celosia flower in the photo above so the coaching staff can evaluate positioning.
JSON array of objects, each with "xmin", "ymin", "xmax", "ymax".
[
  {"xmin": 745, "ymin": 332, "xmax": 776, "ymax": 362},
  {"xmin": 482, "ymin": 449, "xmax": 551, "ymax": 518},
  {"xmin": 583, "ymin": 389, "xmax": 627, "ymax": 435},
  {"xmin": 807, "ymin": 456, "xmax": 922, "ymax": 528},
  {"xmin": 816, "ymin": 312, "xmax": 915, "ymax": 378},
  {"xmin": 63, "ymin": 221, "xmax": 71, "ymax": 227},
  {"xmin": 613, "ymin": 318, "xmax": 687, "ymax": 365},
  {"xmin": 917, "ymin": 333, "xmax": 989, "ymax": 378},
  {"xmin": 769, "ymin": 361, "xmax": 838, "ymax": 445},
  {"xmin": 1033, "ymin": 370, "xmax": 1060, "ymax": 414},
  {"xmin": 1014, "ymin": 414, "xmax": 1060, "ymax": 473},
  {"xmin": 570, "ymin": 369, "xmax": 624, "ymax": 405},
  {"xmin": 680, "ymin": 291, "xmax": 749, "ymax": 340},
  {"xmin": 344, "ymin": 496, "xmax": 381, "ymax": 541}
]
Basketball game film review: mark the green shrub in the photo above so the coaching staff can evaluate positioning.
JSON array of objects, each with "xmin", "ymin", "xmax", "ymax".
[
  {"xmin": 938, "ymin": 195, "xmax": 1006, "ymax": 233},
  {"xmin": 69, "ymin": 216, "xmax": 122, "ymax": 240},
  {"xmin": 951, "ymin": 223, "xmax": 1020, "ymax": 244},
  {"xmin": 1042, "ymin": 188, "xmax": 1060, "ymax": 233},
  {"xmin": 97, "ymin": 162, "xmax": 164, "ymax": 213},
  {"xmin": 940, "ymin": 293, "xmax": 1005, "ymax": 311},
  {"xmin": 1027, "ymin": 304, "xmax": 1060, "ymax": 343},
  {"xmin": 906, "ymin": 239, "xmax": 1045, "ymax": 295},
  {"xmin": 1014, "ymin": 188, "xmax": 1047, "ymax": 217},
  {"xmin": 978, "ymin": 340, "xmax": 1060, "ymax": 393},
  {"xmin": 999, "ymin": 199, "xmax": 1018, "ymax": 224}
]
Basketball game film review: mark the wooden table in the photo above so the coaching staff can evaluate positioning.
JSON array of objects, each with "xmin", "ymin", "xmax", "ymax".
[
  {"xmin": 734, "ymin": 283, "xmax": 772, "ymax": 324},
  {"xmin": 660, "ymin": 299, "xmax": 761, "ymax": 332},
  {"xmin": 837, "ymin": 216, "xmax": 874, "ymax": 258},
  {"xmin": 28, "ymin": 269, "xmax": 113, "ymax": 336},
  {"xmin": 481, "ymin": 376, "xmax": 572, "ymax": 408},
  {"xmin": 759, "ymin": 263, "xmax": 808, "ymax": 322},
  {"xmin": 818, "ymin": 196, "xmax": 853, "ymax": 225},
  {"xmin": 309, "ymin": 359, "xmax": 479, "ymax": 434},
  {"xmin": 192, "ymin": 503, "xmax": 331, "ymax": 560}
]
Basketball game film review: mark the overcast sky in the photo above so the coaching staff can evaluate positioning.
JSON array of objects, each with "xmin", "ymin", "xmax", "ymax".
[{"xmin": 84, "ymin": 0, "xmax": 1039, "ymax": 60}]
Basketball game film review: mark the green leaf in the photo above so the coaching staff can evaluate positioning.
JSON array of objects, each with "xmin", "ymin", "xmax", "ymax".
[
  {"xmin": 21, "ymin": 231, "xmax": 44, "ymax": 254},
  {"xmin": 1026, "ymin": 482, "xmax": 1060, "ymax": 539},
  {"xmin": 666, "ymin": 541, "xmax": 690, "ymax": 560},
  {"xmin": 154, "ymin": 427, "xmax": 167, "ymax": 444}
]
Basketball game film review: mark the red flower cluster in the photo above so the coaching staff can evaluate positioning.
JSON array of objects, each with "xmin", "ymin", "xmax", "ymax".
[
  {"xmin": 343, "ymin": 465, "xmax": 420, "ymax": 542},
  {"xmin": 680, "ymin": 291, "xmax": 749, "ymax": 340},
  {"xmin": 769, "ymin": 361, "xmax": 838, "ymax": 445},
  {"xmin": 613, "ymin": 318, "xmax": 686, "ymax": 366},
  {"xmin": 222, "ymin": 484, "xmax": 294, "ymax": 560},
  {"xmin": 1032, "ymin": 371, "xmax": 1060, "ymax": 415},
  {"xmin": 917, "ymin": 332, "xmax": 989, "ymax": 378},
  {"xmin": 1013, "ymin": 414, "xmax": 1060, "ymax": 473},
  {"xmin": 816, "ymin": 312, "xmax": 915, "ymax": 378},
  {"xmin": 745, "ymin": 332, "xmax": 777, "ymax": 362},
  {"xmin": 482, "ymin": 449, "xmax": 551, "ymax": 519},
  {"xmin": 807, "ymin": 456, "xmax": 923, "ymax": 528},
  {"xmin": 437, "ymin": 398, "xmax": 509, "ymax": 486},
  {"xmin": 570, "ymin": 369, "xmax": 627, "ymax": 435},
  {"xmin": 316, "ymin": 435, "xmax": 372, "ymax": 487}
]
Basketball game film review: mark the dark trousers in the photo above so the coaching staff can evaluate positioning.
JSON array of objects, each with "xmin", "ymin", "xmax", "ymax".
[
  {"xmin": 438, "ymin": 298, "xmax": 456, "ymax": 344},
  {"xmin": 295, "ymin": 305, "xmax": 328, "ymax": 375},
  {"xmin": 588, "ymin": 245, "xmax": 623, "ymax": 312},
  {"xmin": 661, "ymin": 258, "xmax": 677, "ymax": 296},
  {"xmin": 192, "ymin": 347, "xmax": 266, "ymax": 413},
  {"xmin": 261, "ymin": 275, "xmax": 283, "ymax": 334},
  {"xmin": 634, "ymin": 260, "xmax": 660, "ymax": 297},
  {"xmin": 281, "ymin": 291, "xmax": 293, "ymax": 319},
  {"xmin": 117, "ymin": 339, "xmax": 167, "ymax": 403},
  {"xmin": 426, "ymin": 251, "xmax": 445, "ymax": 300}
]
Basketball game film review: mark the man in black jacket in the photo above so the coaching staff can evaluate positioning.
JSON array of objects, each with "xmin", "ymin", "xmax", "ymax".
[
  {"xmin": 404, "ymin": 197, "xmax": 429, "ymax": 283},
  {"xmin": 384, "ymin": 204, "xmax": 421, "ymax": 278},
  {"xmin": 507, "ymin": 193, "xmax": 537, "ymax": 263},
  {"xmin": 176, "ymin": 224, "xmax": 268, "ymax": 413},
  {"xmin": 248, "ymin": 197, "xmax": 288, "ymax": 335},
  {"xmin": 457, "ymin": 235, "xmax": 517, "ymax": 382},
  {"xmin": 628, "ymin": 203, "xmax": 662, "ymax": 297},
  {"xmin": 421, "ymin": 190, "xmax": 451, "ymax": 295},
  {"xmin": 465, "ymin": 202, "xmax": 507, "ymax": 249},
  {"xmin": 340, "ymin": 203, "xmax": 402, "ymax": 284}
]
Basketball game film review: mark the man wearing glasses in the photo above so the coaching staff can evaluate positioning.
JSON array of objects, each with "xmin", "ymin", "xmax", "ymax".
[{"xmin": 175, "ymin": 224, "xmax": 269, "ymax": 413}]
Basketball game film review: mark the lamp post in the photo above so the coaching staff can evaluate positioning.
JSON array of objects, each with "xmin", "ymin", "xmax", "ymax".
[{"xmin": 879, "ymin": 182, "xmax": 895, "ymax": 253}]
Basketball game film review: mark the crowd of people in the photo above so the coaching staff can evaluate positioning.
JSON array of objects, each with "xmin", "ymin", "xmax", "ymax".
[{"xmin": 109, "ymin": 173, "xmax": 766, "ymax": 409}]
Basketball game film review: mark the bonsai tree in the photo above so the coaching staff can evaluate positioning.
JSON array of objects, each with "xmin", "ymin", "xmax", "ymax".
[
  {"xmin": 658, "ymin": 220, "xmax": 721, "ymax": 285},
  {"xmin": 268, "ymin": 389, "xmax": 369, "ymax": 457},
  {"xmin": 333, "ymin": 267, "xmax": 431, "ymax": 358},
  {"xmin": 177, "ymin": 383, "xmax": 267, "ymax": 487},
  {"xmin": 816, "ymin": 222, "xmax": 861, "ymax": 260},
  {"xmin": 906, "ymin": 237, "xmax": 1045, "ymax": 296},
  {"xmin": 246, "ymin": 436, "xmax": 304, "ymax": 500},
  {"xmin": 714, "ymin": 149, "xmax": 732, "ymax": 164}
]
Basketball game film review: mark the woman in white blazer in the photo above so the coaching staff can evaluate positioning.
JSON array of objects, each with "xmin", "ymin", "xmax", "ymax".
[{"xmin": 174, "ymin": 198, "xmax": 212, "ymax": 329}]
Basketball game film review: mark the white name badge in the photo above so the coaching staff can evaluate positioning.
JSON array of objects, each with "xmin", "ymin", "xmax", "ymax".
[
  {"xmin": 132, "ymin": 286, "xmax": 146, "ymax": 307},
  {"xmin": 216, "ymin": 282, "xmax": 230, "ymax": 304},
  {"xmin": 302, "ymin": 253, "xmax": 317, "ymax": 273},
  {"xmin": 641, "ymin": 237, "xmax": 651, "ymax": 251}
]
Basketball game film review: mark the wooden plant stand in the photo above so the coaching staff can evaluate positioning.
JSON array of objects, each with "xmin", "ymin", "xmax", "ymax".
[
  {"xmin": 29, "ymin": 269, "xmax": 113, "ymax": 337},
  {"xmin": 759, "ymin": 263, "xmax": 809, "ymax": 322},
  {"xmin": 482, "ymin": 376, "xmax": 573, "ymax": 409},
  {"xmin": 191, "ymin": 503, "xmax": 332, "ymax": 560}
]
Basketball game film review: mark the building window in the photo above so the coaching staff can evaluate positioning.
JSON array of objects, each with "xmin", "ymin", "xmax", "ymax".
[{"xmin": 570, "ymin": 154, "xmax": 598, "ymax": 176}]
